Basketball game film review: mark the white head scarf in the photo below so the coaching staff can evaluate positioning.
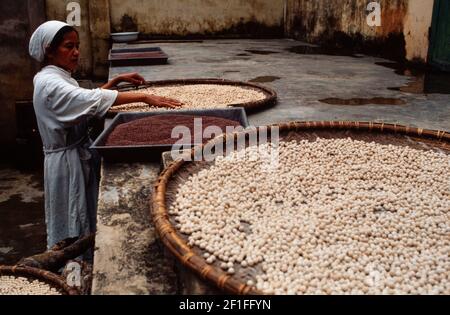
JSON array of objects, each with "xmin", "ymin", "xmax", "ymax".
[{"xmin": 29, "ymin": 20, "xmax": 70, "ymax": 62}]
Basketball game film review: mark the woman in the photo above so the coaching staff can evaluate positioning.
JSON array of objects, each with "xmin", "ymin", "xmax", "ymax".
[{"xmin": 29, "ymin": 20, "xmax": 182, "ymax": 249}]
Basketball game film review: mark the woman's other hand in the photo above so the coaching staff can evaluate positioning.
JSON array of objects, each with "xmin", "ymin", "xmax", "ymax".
[
  {"xmin": 116, "ymin": 72, "xmax": 146, "ymax": 86},
  {"xmin": 102, "ymin": 72, "xmax": 146, "ymax": 89}
]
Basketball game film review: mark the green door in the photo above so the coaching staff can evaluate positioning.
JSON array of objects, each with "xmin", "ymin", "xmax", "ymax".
[{"xmin": 429, "ymin": 0, "xmax": 450, "ymax": 71}]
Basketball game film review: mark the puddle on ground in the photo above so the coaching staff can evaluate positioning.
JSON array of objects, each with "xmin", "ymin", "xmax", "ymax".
[
  {"xmin": 0, "ymin": 169, "xmax": 43, "ymax": 203},
  {"xmin": 231, "ymin": 56, "xmax": 253, "ymax": 61},
  {"xmin": 245, "ymin": 49, "xmax": 280, "ymax": 55},
  {"xmin": 0, "ymin": 247, "xmax": 13, "ymax": 254},
  {"xmin": 287, "ymin": 45, "xmax": 365, "ymax": 58},
  {"xmin": 248, "ymin": 76, "xmax": 281, "ymax": 83},
  {"xmin": 236, "ymin": 53, "xmax": 251, "ymax": 57},
  {"xmin": 195, "ymin": 58, "xmax": 223, "ymax": 63},
  {"xmin": 0, "ymin": 195, "xmax": 46, "ymax": 265},
  {"xmin": 319, "ymin": 97, "xmax": 407, "ymax": 106},
  {"xmin": 223, "ymin": 70, "xmax": 240, "ymax": 74},
  {"xmin": 375, "ymin": 62, "xmax": 450, "ymax": 94},
  {"xmin": 0, "ymin": 166, "xmax": 46, "ymax": 265}
]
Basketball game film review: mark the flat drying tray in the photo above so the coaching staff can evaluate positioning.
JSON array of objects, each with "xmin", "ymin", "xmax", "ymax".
[
  {"xmin": 91, "ymin": 108, "xmax": 250, "ymax": 163},
  {"xmin": 108, "ymin": 47, "xmax": 168, "ymax": 67},
  {"xmin": 107, "ymin": 78, "xmax": 278, "ymax": 118}
]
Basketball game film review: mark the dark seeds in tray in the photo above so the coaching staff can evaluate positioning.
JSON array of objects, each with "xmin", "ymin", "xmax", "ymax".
[{"xmin": 105, "ymin": 115, "xmax": 242, "ymax": 146}]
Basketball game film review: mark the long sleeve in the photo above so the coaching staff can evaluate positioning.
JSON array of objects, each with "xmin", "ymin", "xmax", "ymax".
[{"xmin": 45, "ymin": 78, "xmax": 118, "ymax": 127}]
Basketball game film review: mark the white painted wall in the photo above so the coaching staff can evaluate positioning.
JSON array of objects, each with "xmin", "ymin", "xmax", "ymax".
[{"xmin": 44, "ymin": 0, "xmax": 436, "ymax": 66}]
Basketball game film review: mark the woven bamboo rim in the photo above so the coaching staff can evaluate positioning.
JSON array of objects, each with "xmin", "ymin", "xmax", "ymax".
[
  {"xmin": 108, "ymin": 78, "xmax": 277, "ymax": 115},
  {"xmin": 152, "ymin": 121, "xmax": 449, "ymax": 295},
  {"xmin": 0, "ymin": 265, "xmax": 80, "ymax": 295}
]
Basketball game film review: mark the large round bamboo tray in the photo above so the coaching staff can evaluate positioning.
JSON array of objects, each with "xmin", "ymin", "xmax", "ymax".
[
  {"xmin": 107, "ymin": 78, "xmax": 277, "ymax": 117},
  {"xmin": 152, "ymin": 121, "xmax": 449, "ymax": 295},
  {"xmin": 0, "ymin": 265, "xmax": 80, "ymax": 295}
]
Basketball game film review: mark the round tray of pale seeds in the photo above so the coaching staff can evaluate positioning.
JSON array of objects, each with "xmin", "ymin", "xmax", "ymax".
[
  {"xmin": 108, "ymin": 78, "xmax": 277, "ymax": 117},
  {"xmin": 153, "ymin": 121, "xmax": 450, "ymax": 295},
  {"xmin": 0, "ymin": 266, "xmax": 79, "ymax": 295}
]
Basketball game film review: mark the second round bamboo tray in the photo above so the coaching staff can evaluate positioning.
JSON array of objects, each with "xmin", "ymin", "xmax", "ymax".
[
  {"xmin": 152, "ymin": 121, "xmax": 449, "ymax": 295},
  {"xmin": 108, "ymin": 78, "xmax": 277, "ymax": 117}
]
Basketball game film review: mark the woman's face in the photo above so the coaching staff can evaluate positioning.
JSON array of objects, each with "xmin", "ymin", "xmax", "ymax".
[{"xmin": 47, "ymin": 31, "xmax": 80, "ymax": 72}]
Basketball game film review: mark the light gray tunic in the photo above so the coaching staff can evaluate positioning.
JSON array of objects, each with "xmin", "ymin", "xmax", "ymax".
[{"xmin": 33, "ymin": 65, "xmax": 118, "ymax": 248}]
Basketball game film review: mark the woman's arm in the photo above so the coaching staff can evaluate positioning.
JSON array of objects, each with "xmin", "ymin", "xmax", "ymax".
[
  {"xmin": 102, "ymin": 72, "xmax": 146, "ymax": 90},
  {"xmin": 44, "ymin": 78, "xmax": 181, "ymax": 127},
  {"xmin": 113, "ymin": 92, "xmax": 183, "ymax": 109},
  {"xmin": 103, "ymin": 72, "xmax": 182, "ymax": 108},
  {"xmin": 101, "ymin": 77, "xmax": 120, "ymax": 90}
]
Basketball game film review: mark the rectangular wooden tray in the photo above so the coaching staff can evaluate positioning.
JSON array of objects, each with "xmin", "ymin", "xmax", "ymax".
[
  {"xmin": 108, "ymin": 47, "xmax": 168, "ymax": 66},
  {"xmin": 91, "ymin": 108, "xmax": 250, "ymax": 162}
]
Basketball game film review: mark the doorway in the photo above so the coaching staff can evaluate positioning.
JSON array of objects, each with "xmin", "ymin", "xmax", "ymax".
[{"xmin": 429, "ymin": 0, "xmax": 450, "ymax": 71}]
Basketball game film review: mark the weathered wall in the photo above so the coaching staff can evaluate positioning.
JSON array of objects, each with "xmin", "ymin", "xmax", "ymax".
[
  {"xmin": 286, "ymin": 0, "xmax": 408, "ymax": 60},
  {"xmin": 40, "ymin": 0, "xmax": 436, "ymax": 76},
  {"xmin": 88, "ymin": 0, "xmax": 111, "ymax": 78},
  {"xmin": 286, "ymin": 0, "xmax": 405, "ymax": 40},
  {"xmin": 109, "ymin": 0, "xmax": 284, "ymax": 37},
  {"xmin": 0, "ymin": 0, "xmax": 44, "ymax": 146},
  {"xmin": 45, "ymin": 0, "xmax": 93, "ymax": 77},
  {"xmin": 404, "ymin": 0, "xmax": 434, "ymax": 62},
  {"xmin": 285, "ymin": 0, "xmax": 434, "ymax": 62}
]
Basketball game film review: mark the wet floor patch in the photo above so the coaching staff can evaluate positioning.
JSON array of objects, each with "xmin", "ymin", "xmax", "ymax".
[
  {"xmin": 0, "ymin": 195, "xmax": 46, "ymax": 265},
  {"xmin": 245, "ymin": 49, "xmax": 280, "ymax": 55},
  {"xmin": 248, "ymin": 76, "xmax": 281, "ymax": 83},
  {"xmin": 375, "ymin": 62, "xmax": 450, "ymax": 94},
  {"xmin": 0, "ymin": 169, "xmax": 44, "ymax": 203},
  {"xmin": 223, "ymin": 70, "xmax": 240, "ymax": 74},
  {"xmin": 232, "ymin": 57, "xmax": 252, "ymax": 61},
  {"xmin": 287, "ymin": 45, "xmax": 365, "ymax": 58},
  {"xmin": 195, "ymin": 57, "xmax": 223, "ymax": 63},
  {"xmin": 0, "ymin": 247, "xmax": 13, "ymax": 254},
  {"xmin": 0, "ymin": 166, "xmax": 46, "ymax": 265},
  {"xmin": 319, "ymin": 97, "xmax": 407, "ymax": 106}
]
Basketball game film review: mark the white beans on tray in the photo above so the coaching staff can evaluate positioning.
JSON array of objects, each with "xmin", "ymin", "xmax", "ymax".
[
  {"xmin": 111, "ymin": 84, "xmax": 267, "ymax": 112},
  {"xmin": 169, "ymin": 137, "xmax": 450, "ymax": 295}
]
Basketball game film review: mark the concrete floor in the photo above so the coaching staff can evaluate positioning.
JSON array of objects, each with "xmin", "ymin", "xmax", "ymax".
[{"xmin": 111, "ymin": 39, "xmax": 450, "ymax": 131}]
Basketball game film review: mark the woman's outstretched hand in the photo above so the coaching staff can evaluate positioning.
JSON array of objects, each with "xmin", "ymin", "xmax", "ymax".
[
  {"xmin": 113, "ymin": 92, "xmax": 183, "ymax": 109},
  {"xmin": 144, "ymin": 94, "xmax": 183, "ymax": 109}
]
